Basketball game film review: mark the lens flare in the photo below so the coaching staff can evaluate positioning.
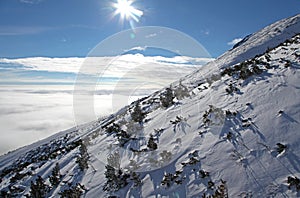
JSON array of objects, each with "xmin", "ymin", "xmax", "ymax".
[{"xmin": 113, "ymin": 0, "xmax": 143, "ymax": 25}]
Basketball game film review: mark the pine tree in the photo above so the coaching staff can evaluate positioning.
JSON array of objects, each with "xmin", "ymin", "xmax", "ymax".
[
  {"xmin": 76, "ymin": 142, "xmax": 89, "ymax": 171},
  {"xmin": 49, "ymin": 163, "xmax": 61, "ymax": 187},
  {"xmin": 103, "ymin": 165, "xmax": 117, "ymax": 192},
  {"xmin": 131, "ymin": 102, "xmax": 145, "ymax": 123},
  {"xmin": 160, "ymin": 87, "xmax": 174, "ymax": 108},
  {"xmin": 30, "ymin": 176, "xmax": 50, "ymax": 198},
  {"xmin": 147, "ymin": 134, "xmax": 157, "ymax": 150}
]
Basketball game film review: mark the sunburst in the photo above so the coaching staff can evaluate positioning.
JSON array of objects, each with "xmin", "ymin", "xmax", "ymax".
[{"xmin": 113, "ymin": 0, "xmax": 143, "ymax": 23}]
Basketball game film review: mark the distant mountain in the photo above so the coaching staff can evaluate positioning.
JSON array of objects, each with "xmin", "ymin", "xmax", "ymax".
[{"xmin": 1, "ymin": 14, "xmax": 300, "ymax": 197}]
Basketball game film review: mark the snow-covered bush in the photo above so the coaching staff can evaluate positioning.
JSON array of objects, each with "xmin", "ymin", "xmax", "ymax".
[
  {"xmin": 106, "ymin": 123, "xmax": 122, "ymax": 134},
  {"xmin": 276, "ymin": 143, "xmax": 287, "ymax": 154},
  {"xmin": 287, "ymin": 176, "xmax": 300, "ymax": 191},
  {"xmin": 59, "ymin": 183, "xmax": 86, "ymax": 198}
]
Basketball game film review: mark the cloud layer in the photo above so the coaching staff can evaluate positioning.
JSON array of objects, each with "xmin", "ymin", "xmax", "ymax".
[{"xmin": 0, "ymin": 55, "xmax": 214, "ymax": 155}]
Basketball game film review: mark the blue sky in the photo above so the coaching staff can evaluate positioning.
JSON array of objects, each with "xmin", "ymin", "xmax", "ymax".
[{"xmin": 0, "ymin": 0, "xmax": 299, "ymax": 58}]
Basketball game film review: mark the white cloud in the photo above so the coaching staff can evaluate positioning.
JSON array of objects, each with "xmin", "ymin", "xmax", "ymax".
[
  {"xmin": 227, "ymin": 38, "xmax": 243, "ymax": 46},
  {"xmin": 0, "ymin": 55, "xmax": 214, "ymax": 77},
  {"xmin": 127, "ymin": 46, "xmax": 147, "ymax": 51},
  {"xmin": 0, "ymin": 57, "xmax": 84, "ymax": 73}
]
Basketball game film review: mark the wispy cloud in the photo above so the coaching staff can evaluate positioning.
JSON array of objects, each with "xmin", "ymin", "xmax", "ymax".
[
  {"xmin": 227, "ymin": 38, "xmax": 243, "ymax": 46},
  {"xmin": 0, "ymin": 26, "xmax": 54, "ymax": 36},
  {"xmin": 20, "ymin": 0, "xmax": 44, "ymax": 4},
  {"xmin": 201, "ymin": 30, "xmax": 210, "ymax": 35}
]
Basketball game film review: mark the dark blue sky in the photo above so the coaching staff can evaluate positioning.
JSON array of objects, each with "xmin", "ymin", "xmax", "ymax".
[{"xmin": 0, "ymin": 0, "xmax": 299, "ymax": 58}]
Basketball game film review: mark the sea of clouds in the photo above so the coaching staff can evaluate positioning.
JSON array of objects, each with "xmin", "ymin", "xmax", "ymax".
[{"xmin": 0, "ymin": 54, "xmax": 214, "ymax": 155}]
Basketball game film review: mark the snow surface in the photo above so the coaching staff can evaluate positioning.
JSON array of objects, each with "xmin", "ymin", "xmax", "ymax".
[{"xmin": 0, "ymin": 14, "xmax": 300, "ymax": 197}]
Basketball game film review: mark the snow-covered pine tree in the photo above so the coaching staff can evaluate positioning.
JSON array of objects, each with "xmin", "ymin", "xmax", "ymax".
[
  {"xmin": 49, "ymin": 163, "xmax": 61, "ymax": 187},
  {"xmin": 147, "ymin": 134, "xmax": 157, "ymax": 150},
  {"xmin": 103, "ymin": 165, "xmax": 117, "ymax": 192},
  {"xmin": 160, "ymin": 87, "xmax": 174, "ymax": 108},
  {"xmin": 76, "ymin": 142, "xmax": 89, "ymax": 171},
  {"xmin": 131, "ymin": 102, "xmax": 145, "ymax": 123}
]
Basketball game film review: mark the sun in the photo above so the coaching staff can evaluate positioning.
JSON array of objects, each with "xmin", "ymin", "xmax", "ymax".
[{"xmin": 113, "ymin": 0, "xmax": 143, "ymax": 23}]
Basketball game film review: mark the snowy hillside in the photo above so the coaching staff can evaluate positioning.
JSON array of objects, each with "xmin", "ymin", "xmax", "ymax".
[{"xmin": 1, "ymin": 14, "xmax": 300, "ymax": 197}]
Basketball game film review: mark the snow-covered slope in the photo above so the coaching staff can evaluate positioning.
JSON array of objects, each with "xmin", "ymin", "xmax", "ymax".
[{"xmin": 1, "ymin": 14, "xmax": 300, "ymax": 197}]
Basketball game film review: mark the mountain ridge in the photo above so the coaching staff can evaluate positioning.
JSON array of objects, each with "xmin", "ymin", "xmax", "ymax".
[{"xmin": 1, "ymin": 14, "xmax": 300, "ymax": 197}]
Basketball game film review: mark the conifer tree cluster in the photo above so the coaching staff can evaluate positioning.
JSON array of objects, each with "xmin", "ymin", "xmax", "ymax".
[
  {"xmin": 29, "ymin": 176, "xmax": 50, "ymax": 198},
  {"xmin": 103, "ymin": 165, "xmax": 130, "ymax": 192},
  {"xmin": 105, "ymin": 123, "xmax": 131, "ymax": 147}
]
